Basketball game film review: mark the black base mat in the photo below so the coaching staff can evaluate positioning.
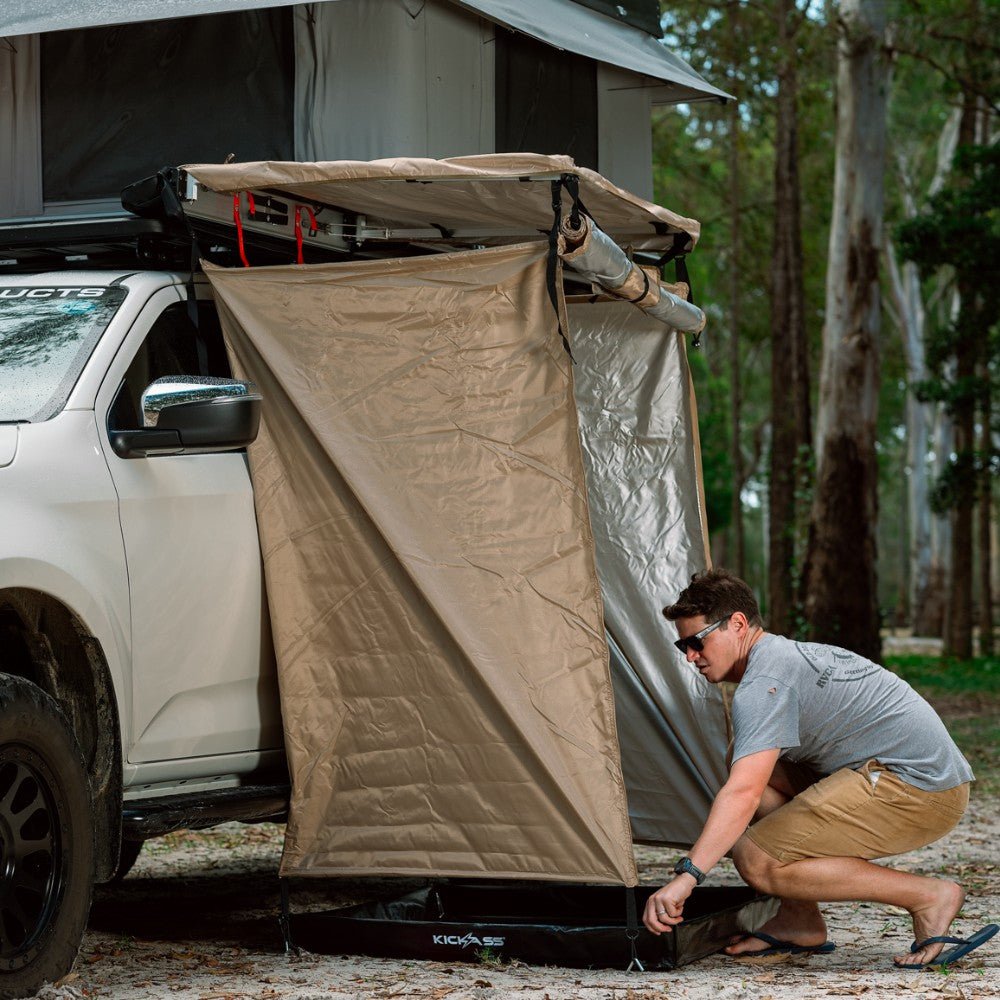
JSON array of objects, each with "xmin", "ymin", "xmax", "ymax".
[{"xmin": 290, "ymin": 881, "xmax": 778, "ymax": 970}]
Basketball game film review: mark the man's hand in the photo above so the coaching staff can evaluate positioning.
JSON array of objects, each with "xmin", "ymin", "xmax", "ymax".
[{"xmin": 642, "ymin": 874, "xmax": 696, "ymax": 935}]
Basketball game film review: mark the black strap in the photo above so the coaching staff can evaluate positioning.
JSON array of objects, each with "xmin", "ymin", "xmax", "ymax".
[
  {"xmin": 564, "ymin": 173, "xmax": 581, "ymax": 229},
  {"xmin": 561, "ymin": 171, "xmax": 603, "ymax": 233},
  {"xmin": 657, "ymin": 231, "xmax": 696, "ymax": 303},
  {"xmin": 626, "ymin": 267, "xmax": 651, "ymax": 304},
  {"xmin": 675, "ymin": 255, "xmax": 694, "ymax": 304},
  {"xmin": 657, "ymin": 233, "xmax": 701, "ymax": 347},
  {"xmin": 546, "ymin": 178, "xmax": 574, "ymax": 361},
  {"xmin": 656, "ymin": 232, "xmax": 690, "ymax": 271},
  {"xmin": 625, "ymin": 886, "xmax": 644, "ymax": 972}
]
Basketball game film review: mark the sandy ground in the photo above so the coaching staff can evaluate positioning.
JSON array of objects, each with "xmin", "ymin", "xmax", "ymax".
[{"xmin": 29, "ymin": 791, "xmax": 1000, "ymax": 1000}]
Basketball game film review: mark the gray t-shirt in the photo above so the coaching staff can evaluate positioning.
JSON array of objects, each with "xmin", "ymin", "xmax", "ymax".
[{"xmin": 731, "ymin": 634, "xmax": 973, "ymax": 791}]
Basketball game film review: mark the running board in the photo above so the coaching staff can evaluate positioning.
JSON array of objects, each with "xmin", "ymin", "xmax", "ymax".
[{"xmin": 122, "ymin": 783, "xmax": 289, "ymax": 839}]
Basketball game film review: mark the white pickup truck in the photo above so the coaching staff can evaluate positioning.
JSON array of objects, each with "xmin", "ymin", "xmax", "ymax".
[{"xmin": 0, "ymin": 218, "xmax": 292, "ymax": 998}]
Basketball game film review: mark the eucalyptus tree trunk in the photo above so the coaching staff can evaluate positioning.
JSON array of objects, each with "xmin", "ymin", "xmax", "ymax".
[
  {"xmin": 728, "ymin": 5, "xmax": 745, "ymax": 579},
  {"xmin": 804, "ymin": 0, "xmax": 889, "ymax": 661},
  {"xmin": 886, "ymin": 241, "xmax": 932, "ymax": 628},
  {"xmin": 768, "ymin": 0, "xmax": 810, "ymax": 634},
  {"xmin": 973, "ymin": 100, "xmax": 993, "ymax": 657},
  {"xmin": 943, "ymin": 97, "xmax": 981, "ymax": 660},
  {"xmin": 885, "ymin": 110, "xmax": 959, "ymax": 634},
  {"xmin": 927, "ymin": 401, "xmax": 953, "ymax": 636},
  {"xmin": 979, "ymin": 368, "xmax": 994, "ymax": 656}
]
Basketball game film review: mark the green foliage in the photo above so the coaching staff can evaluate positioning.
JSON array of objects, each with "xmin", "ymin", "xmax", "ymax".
[
  {"xmin": 896, "ymin": 142, "xmax": 1000, "ymax": 514},
  {"xmin": 653, "ymin": 0, "xmax": 834, "ymax": 594},
  {"xmin": 475, "ymin": 947, "xmax": 503, "ymax": 968},
  {"xmin": 894, "ymin": 0, "xmax": 1000, "ymax": 110},
  {"xmin": 928, "ymin": 450, "xmax": 978, "ymax": 514},
  {"xmin": 652, "ymin": 1, "xmax": 995, "ymax": 620},
  {"xmin": 897, "ymin": 144, "xmax": 1000, "ymax": 286}
]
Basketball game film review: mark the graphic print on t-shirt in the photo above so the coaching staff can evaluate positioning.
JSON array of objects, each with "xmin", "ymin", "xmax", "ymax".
[{"xmin": 793, "ymin": 642, "xmax": 881, "ymax": 688}]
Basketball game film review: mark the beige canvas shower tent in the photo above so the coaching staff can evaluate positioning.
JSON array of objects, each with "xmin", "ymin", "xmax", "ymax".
[{"xmin": 169, "ymin": 154, "xmax": 731, "ymax": 890}]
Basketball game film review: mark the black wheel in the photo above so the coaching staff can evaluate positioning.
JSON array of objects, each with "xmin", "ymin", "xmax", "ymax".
[
  {"xmin": 110, "ymin": 839, "xmax": 144, "ymax": 882},
  {"xmin": 0, "ymin": 676, "xmax": 94, "ymax": 1000}
]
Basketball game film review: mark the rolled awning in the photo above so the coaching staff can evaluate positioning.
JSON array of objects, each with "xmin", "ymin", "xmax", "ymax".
[{"xmin": 1, "ymin": 0, "xmax": 729, "ymax": 104}]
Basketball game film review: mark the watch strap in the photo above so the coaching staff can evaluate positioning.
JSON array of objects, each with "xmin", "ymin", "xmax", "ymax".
[{"xmin": 673, "ymin": 856, "xmax": 706, "ymax": 884}]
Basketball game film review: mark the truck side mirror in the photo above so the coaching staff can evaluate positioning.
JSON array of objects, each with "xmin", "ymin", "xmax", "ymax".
[{"xmin": 110, "ymin": 376, "xmax": 261, "ymax": 459}]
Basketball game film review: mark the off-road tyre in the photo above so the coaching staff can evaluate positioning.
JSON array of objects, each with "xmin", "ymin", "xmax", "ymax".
[{"xmin": 0, "ymin": 675, "xmax": 95, "ymax": 999}]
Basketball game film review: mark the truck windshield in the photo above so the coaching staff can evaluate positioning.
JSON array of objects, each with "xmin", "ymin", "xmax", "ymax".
[{"xmin": 0, "ymin": 286, "xmax": 128, "ymax": 422}]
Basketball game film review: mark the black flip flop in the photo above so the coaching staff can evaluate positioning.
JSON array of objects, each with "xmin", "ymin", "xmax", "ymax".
[
  {"xmin": 894, "ymin": 923, "xmax": 999, "ymax": 969},
  {"xmin": 729, "ymin": 932, "xmax": 836, "ymax": 957}
]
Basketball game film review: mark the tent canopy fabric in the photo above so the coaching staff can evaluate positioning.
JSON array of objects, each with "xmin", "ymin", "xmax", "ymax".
[
  {"xmin": 207, "ymin": 243, "xmax": 640, "ymax": 884},
  {"xmin": 0, "ymin": 0, "xmax": 730, "ymax": 104},
  {"xmin": 183, "ymin": 154, "xmax": 701, "ymax": 252}
]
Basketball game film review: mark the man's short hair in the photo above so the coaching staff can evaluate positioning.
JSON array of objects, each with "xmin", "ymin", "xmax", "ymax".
[{"xmin": 662, "ymin": 569, "xmax": 763, "ymax": 628}]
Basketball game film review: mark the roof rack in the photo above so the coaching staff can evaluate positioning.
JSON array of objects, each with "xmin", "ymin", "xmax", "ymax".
[
  {"xmin": 0, "ymin": 208, "xmax": 404, "ymax": 275},
  {"xmin": 0, "ymin": 215, "xmax": 192, "ymax": 273}
]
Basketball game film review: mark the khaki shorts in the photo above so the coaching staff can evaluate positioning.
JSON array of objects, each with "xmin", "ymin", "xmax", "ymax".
[{"xmin": 746, "ymin": 759, "xmax": 969, "ymax": 863}]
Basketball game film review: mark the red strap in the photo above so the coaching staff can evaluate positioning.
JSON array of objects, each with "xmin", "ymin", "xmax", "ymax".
[
  {"xmin": 293, "ymin": 204, "xmax": 319, "ymax": 264},
  {"xmin": 247, "ymin": 192, "xmax": 256, "ymax": 217},
  {"xmin": 233, "ymin": 194, "xmax": 250, "ymax": 268}
]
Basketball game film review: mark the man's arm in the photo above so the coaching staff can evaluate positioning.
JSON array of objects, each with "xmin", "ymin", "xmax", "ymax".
[{"xmin": 643, "ymin": 747, "xmax": 781, "ymax": 935}]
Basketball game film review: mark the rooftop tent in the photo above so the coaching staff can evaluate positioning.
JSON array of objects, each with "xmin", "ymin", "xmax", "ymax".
[
  {"xmin": 0, "ymin": 0, "xmax": 727, "ymax": 104},
  {"xmin": 183, "ymin": 155, "xmax": 729, "ymax": 882},
  {"xmin": 0, "ymin": 0, "xmax": 729, "ymax": 218}
]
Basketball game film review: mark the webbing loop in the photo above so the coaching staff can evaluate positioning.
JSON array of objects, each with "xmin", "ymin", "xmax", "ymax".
[{"xmin": 625, "ymin": 886, "xmax": 644, "ymax": 972}]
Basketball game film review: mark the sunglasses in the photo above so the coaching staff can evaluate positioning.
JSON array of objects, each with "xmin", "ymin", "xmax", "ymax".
[{"xmin": 673, "ymin": 615, "xmax": 731, "ymax": 655}]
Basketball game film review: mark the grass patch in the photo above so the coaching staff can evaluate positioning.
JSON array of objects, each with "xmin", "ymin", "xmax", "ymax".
[
  {"xmin": 883, "ymin": 654, "xmax": 999, "ymax": 696},
  {"xmin": 884, "ymin": 655, "xmax": 1000, "ymax": 796}
]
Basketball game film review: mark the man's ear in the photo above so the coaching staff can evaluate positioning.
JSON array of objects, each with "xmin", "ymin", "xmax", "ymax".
[{"xmin": 731, "ymin": 611, "xmax": 748, "ymax": 632}]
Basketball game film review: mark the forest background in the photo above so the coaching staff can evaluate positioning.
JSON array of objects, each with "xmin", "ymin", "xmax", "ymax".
[{"xmin": 651, "ymin": 0, "xmax": 999, "ymax": 660}]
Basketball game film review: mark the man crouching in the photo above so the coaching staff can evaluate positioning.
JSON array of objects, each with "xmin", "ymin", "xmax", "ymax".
[{"xmin": 643, "ymin": 569, "xmax": 996, "ymax": 969}]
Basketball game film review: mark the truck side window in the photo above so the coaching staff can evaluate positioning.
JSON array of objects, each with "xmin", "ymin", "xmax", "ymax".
[{"xmin": 109, "ymin": 302, "xmax": 232, "ymax": 429}]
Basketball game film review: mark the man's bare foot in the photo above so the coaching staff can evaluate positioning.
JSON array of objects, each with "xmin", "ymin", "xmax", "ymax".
[
  {"xmin": 893, "ymin": 880, "xmax": 965, "ymax": 967},
  {"xmin": 725, "ymin": 900, "xmax": 828, "ymax": 956}
]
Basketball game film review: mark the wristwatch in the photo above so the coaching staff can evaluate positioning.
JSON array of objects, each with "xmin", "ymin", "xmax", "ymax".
[{"xmin": 673, "ymin": 856, "xmax": 706, "ymax": 884}]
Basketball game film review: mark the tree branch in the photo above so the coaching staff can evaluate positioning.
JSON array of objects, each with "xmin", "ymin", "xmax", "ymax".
[{"xmin": 890, "ymin": 43, "xmax": 1000, "ymax": 115}]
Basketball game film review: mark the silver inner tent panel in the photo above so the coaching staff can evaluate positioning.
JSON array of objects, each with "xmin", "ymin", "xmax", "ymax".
[{"xmin": 567, "ymin": 300, "xmax": 728, "ymax": 846}]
